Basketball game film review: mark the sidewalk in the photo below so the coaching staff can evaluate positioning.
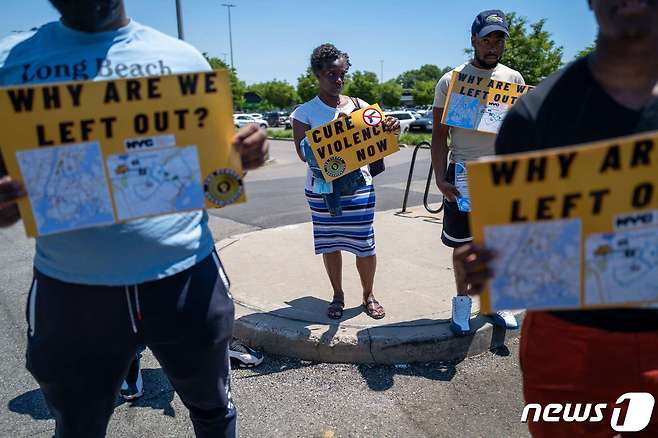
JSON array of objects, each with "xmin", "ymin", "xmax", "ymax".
[{"xmin": 216, "ymin": 207, "xmax": 522, "ymax": 364}]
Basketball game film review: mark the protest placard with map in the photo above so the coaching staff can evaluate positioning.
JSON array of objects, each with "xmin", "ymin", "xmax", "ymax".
[
  {"xmin": 0, "ymin": 71, "xmax": 243, "ymax": 237},
  {"xmin": 468, "ymin": 131, "xmax": 658, "ymax": 312},
  {"xmin": 441, "ymin": 71, "xmax": 533, "ymax": 134}
]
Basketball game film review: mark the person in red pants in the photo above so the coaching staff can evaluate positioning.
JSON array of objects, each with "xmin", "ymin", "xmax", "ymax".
[{"xmin": 454, "ymin": 1, "xmax": 658, "ymax": 436}]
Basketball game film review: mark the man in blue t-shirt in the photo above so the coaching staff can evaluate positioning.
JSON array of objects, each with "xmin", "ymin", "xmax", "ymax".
[{"xmin": 0, "ymin": 1, "xmax": 268, "ymax": 437}]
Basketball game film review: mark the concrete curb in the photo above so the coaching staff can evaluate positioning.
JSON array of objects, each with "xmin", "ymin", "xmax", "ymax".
[{"xmin": 234, "ymin": 302, "xmax": 525, "ymax": 364}]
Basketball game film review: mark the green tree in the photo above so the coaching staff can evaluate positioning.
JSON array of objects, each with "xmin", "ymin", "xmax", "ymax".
[
  {"xmin": 204, "ymin": 54, "xmax": 246, "ymax": 110},
  {"xmin": 297, "ymin": 68, "xmax": 319, "ymax": 103},
  {"xmin": 344, "ymin": 71, "xmax": 380, "ymax": 103},
  {"xmin": 574, "ymin": 43, "xmax": 595, "ymax": 60},
  {"xmin": 397, "ymin": 64, "xmax": 452, "ymax": 89},
  {"xmin": 247, "ymin": 80, "xmax": 299, "ymax": 109},
  {"xmin": 465, "ymin": 12, "xmax": 563, "ymax": 85},
  {"xmin": 411, "ymin": 80, "xmax": 436, "ymax": 106},
  {"xmin": 380, "ymin": 79, "xmax": 402, "ymax": 107}
]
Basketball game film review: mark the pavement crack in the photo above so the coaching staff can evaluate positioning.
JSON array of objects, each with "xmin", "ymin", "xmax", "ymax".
[{"xmin": 216, "ymin": 238, "xmax": 241, "ymax": 251}]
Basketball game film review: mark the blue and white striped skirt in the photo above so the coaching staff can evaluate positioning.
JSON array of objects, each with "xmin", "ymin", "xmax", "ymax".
[{"xmin": 305, "ymin": 186, "xmax": 376, "ymax": 257}]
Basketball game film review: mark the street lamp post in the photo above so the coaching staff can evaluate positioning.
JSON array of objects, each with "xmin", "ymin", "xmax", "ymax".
[
  {"xmin": 222, "ymin": 3, "xmax": 236, "ymax": 70},
  {"xmin": 175, "ymin": 0, "xmax": 185, "ymax": 40}
]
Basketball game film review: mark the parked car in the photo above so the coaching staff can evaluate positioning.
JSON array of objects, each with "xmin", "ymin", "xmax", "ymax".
[
  {"xmin": 386, "ymin": 111, "xmax": 416, "ymax": 133},
  {"xmin": 248, "ymin": 113, "xmax": 264, "ymax": 120},
  {"xmin": 264, "ymin": 111, "xmax": 290, "ymax": 127},
  {"xmin": 234, "ymin": 114, "xmax": 268, "ymax": 129},
  {"xmin": 414, "ymin": 106, "xmax": 432, "ymax": 117},
  {"xmin": 409, "ymin": 112, "xmax": 434, "ymax": 133}
]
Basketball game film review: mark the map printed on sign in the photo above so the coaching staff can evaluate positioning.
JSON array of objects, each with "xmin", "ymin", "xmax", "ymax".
[
  {"xmin": 442, "ymin": 71, "xmax": 533, "ymax": 134},
  {"xmin": 107, "ymin": 145, "xmax": 204, "ymax": 221},
  {"xmin": 444, "ymin": 94, "xmax": 480, "ymax": 130},
  {"xmin": 485, "ymin": 220, "xmax": 581, "ymax": 310},
  {"xmin": 0, "ymin": 71, "xmax": 242, "ymax": 237},
  {"xmin": 585, "ymin": 229, "xmax": 658, "ymax": 306},
  {"xmin": 16, "ymin": 142, "xmax": 114, "ymax": 235},
  {"xmin": 467, "ymin": 131, "xmax": 658, "ymax": 312}
]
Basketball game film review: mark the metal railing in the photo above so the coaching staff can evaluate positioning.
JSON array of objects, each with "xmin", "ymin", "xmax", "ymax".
[{"xmin": 401, "ymin": 141, "xmax": 444, "ymax": 214}]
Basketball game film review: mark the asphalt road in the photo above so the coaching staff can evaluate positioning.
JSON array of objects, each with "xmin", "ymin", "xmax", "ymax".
[
  {"xmin": 0, "ymin": 140, "xmax": 530, "ymax": 437},
  {"xmin": 208, "ymin": 139, "xmax": 442, "ymax": 234}
]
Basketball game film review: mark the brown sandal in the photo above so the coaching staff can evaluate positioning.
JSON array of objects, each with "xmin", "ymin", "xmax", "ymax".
[{"xmin": 363, "ymin": 297, "xmax": 385, "ymax": 320}]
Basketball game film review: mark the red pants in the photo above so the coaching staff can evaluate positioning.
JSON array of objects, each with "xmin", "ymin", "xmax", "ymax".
[{"xmin": 521, "ymin": 311, "xmax": 658, "ymax": 437}]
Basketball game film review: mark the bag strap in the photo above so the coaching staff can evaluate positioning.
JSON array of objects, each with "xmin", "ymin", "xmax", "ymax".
[{"xmin": 349, "ymin": 96, "xmax": 361, "ymax": 111}]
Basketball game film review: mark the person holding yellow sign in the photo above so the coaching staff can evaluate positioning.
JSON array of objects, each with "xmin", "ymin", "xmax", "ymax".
[
  {"xmin": 431, "ymin": 10, "xmax": 526, "ymax": 335},
  {"xmin": 455, "ymin": 1, "xmax": 658, "ymax": 436},
  {"xmin": 291, "ymin": 44, "xmax": 400, "ymax": 320},
  {"xmin": 0, "ymin": 1, "xmax": 268, "ymax": 437}
]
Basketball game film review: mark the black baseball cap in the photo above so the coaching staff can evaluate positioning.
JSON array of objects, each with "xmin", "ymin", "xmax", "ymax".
[{"xmin": 471, "ymin": 10, "xmax": 510, "ymax": 38}]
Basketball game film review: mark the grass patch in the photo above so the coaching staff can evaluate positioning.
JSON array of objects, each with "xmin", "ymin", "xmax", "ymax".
[
  {"xmin": 399, "ymin": 132, "xmax": 432, "ymax": 146},
  {"xmin": 267, "ymin": 129, "xmax": 431, "ymax": 146},
  {"xmin": 267, "ymin": 129, "xmax": 293, "ymax": 140}
]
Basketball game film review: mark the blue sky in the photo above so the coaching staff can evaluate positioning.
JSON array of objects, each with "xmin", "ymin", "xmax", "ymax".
[{"xmin": 2, "ymin": 1, "xmax": 598, "ymax": 85}]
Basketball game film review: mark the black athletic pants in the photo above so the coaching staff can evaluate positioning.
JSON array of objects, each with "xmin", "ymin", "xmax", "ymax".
[{"xmin": 25, "ymin": 251, "xmax": 236, "ymax": 438}]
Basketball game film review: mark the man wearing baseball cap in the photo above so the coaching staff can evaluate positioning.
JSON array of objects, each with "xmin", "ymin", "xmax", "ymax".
[{"xmin": 430, "ymin": 10, "xmax": 526, "ymax": 335}]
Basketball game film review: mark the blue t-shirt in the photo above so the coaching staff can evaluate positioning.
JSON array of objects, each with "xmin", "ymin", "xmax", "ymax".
[{"xmin": 0, "ymin": 20, "xmax": 216, "ymax": 286}]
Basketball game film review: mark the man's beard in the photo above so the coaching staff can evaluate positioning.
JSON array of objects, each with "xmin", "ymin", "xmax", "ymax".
[{"xmin": 475, "ymin": 54, "xmax": 499, "ymax": 69}]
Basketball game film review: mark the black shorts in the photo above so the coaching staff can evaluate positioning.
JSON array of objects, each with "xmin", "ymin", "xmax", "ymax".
[{"xmin": 441, "ymin": 163, "xmax": 472, "ymax": 248}]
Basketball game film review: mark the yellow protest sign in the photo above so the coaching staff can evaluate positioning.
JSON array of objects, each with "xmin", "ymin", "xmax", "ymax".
[
  {"xmin": 0, "ymin": 71, "xmax": 243, "ymax": 237},
  {"xmin": 468, "ymin": 132, "xmax": 658, "ymax": 313},
  {"xmin": 441, "ymin": 71, "xmax": 534, "ymax": 133},
  {"xmin": 305, "ymin": 104, "xmax": 399, "ymax": 182}
]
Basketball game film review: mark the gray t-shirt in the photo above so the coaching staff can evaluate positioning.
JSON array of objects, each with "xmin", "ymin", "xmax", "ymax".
[{"xmin": 433, "ymin": 62, "xmax": 525, "ymax": 162}]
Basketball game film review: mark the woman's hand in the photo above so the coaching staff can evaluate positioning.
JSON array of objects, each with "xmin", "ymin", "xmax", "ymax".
[
  {"xmin": 383, "ymin": 116, "xmax": 401, "ymax": 135},
  {"xmin": 453, "ymin": 244, "xmax": 497, "ymax": 295},
  {"xmin": 232, "ymin": 124, "xmax": 269, "ymax": 170},
  {"xmin": 0, "ymin": 176, "xmax": 25, "ymax": 228}
]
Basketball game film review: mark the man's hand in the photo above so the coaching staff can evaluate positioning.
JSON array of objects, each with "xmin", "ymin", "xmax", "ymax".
[
  {"xmin": 453, "ymin": 243, "xmax": 496, "ymax": 295},
  {"xmin": 232, "ymin": 124, "xmax": 269, "ymax": 171},
  {"xmin": 0, "ymin": 176, "xmax": 24, "ymax": 227},
  {"xmin": 383, "ymin": 116, "xmax": 401, "ymax": 135},
  {"xmin": 436, "ymin": 179, "xmax": 460, "ymax": 203}
]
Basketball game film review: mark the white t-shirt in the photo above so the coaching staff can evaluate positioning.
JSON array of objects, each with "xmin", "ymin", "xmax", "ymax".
[
  {"xmin": 433, "ymin": 62, "xmax": 525, "ymax": 162},
  {"xmin": 291, "ymin": 96, "xmax": 373, "ymax": 191}
]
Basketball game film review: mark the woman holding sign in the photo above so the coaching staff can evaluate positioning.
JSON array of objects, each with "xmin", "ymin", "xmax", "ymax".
[{"xmin": 292, "ymin": 44, "xmax": 399, "ymax": 320}]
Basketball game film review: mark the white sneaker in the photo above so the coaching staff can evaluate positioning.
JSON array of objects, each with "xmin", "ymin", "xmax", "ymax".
[
  {"xmin": 492, "ymin": 310, "xmax": 519, "ymax": 329},
  {"xmin": 450, "ymin": 296, "xmax": 473, "ymax": 335},
  {"xmin": 229, "ymin": 341, "xmax": 264, "ymax": 368}
]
